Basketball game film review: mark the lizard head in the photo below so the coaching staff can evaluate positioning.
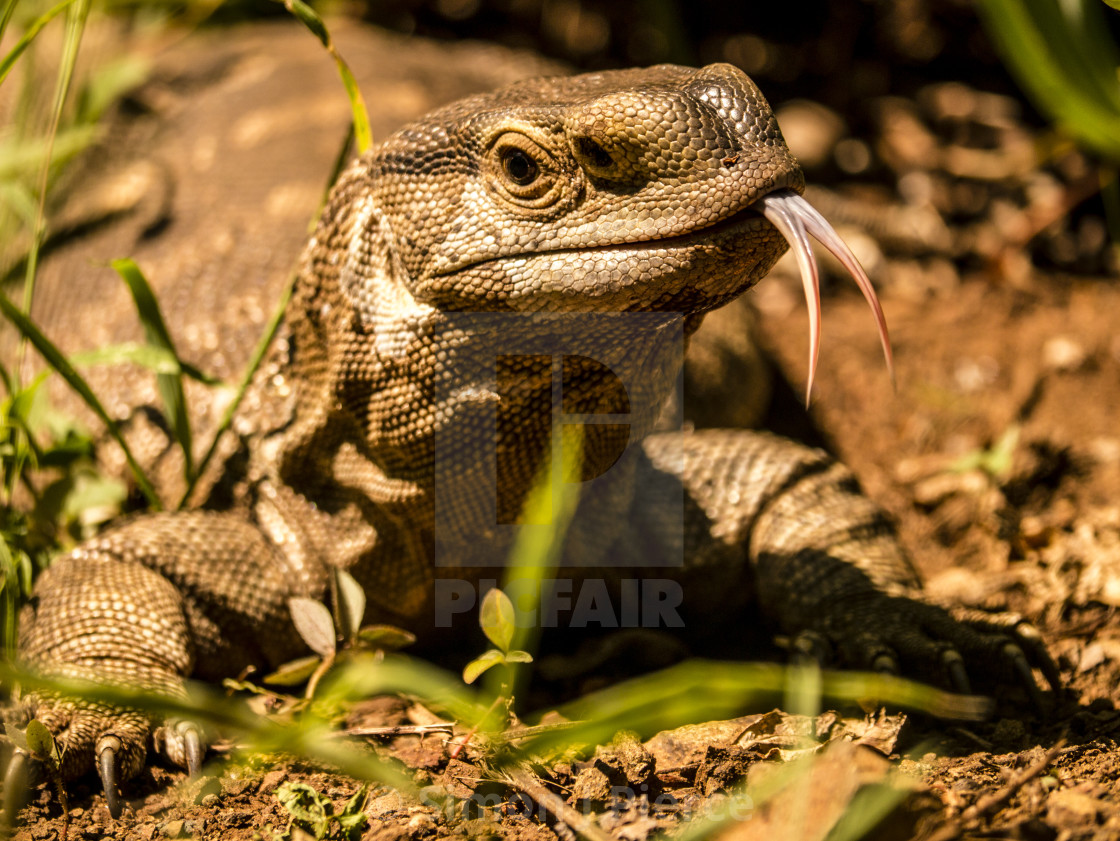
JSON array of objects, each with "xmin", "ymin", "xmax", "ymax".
[
  {"xmin": 365, "ymin": 63, "xmax": 802, "ymax": 314},
  {"xmin": 330, "ymin": 62, "xmax": 889, "ymax": 402}
]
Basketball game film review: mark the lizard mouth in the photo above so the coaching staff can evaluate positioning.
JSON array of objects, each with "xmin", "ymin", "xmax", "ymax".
[{"xmin": 755, "ymin": 188, "xmax": 894, "ymax": 405}]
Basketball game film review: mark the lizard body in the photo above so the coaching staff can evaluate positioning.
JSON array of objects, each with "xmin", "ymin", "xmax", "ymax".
[{"xmin": 9, "ymin": 56, "xmax": 1056, "ymax": 815}]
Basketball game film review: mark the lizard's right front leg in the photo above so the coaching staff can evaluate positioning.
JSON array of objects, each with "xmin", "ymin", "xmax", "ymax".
[{"xmin": 9, "ymin": 511, "xmax": 315, "ymax": 817}]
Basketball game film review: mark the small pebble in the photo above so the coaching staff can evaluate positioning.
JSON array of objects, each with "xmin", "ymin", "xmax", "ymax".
[
  {"xmin": 953, "ymin": 356, "xmax": 999, "ymax": 392},
  {"xmin": 1042, "ymin": 336, "xmax": 1086, "ymax": 372}
]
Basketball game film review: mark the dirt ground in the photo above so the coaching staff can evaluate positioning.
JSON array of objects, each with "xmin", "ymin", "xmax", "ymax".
[{"xmin": 6, "ymin": 3, "xmax": 1120, "ymax": 840}]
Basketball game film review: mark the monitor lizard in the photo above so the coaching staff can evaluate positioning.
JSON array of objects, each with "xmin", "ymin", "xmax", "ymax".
[{"xmin": 6, "ymin": 60, "xmax": 1058, "ymax": 820}]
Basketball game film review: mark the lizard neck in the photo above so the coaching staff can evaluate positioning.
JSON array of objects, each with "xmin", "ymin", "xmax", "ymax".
[{"xmin": 270, "ymin": 280, "xmax": 691, "ymax": 558}]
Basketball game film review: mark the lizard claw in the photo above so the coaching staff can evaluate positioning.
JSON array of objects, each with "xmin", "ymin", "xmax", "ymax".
[
  {"xmin": 802, "ymin": 595, "xmax": 1060, "ymax": 712},
  {"xmin": 1003, "ymin": 642, "xmax": 1047, "ymax": 715},
  {"xmin": 97, "ymin": 735, "xmax": 124, "ymax": 819},
  {"xmin": 942, "ymin": 649, "xmax": 971, "ymax": 695},
  {"xmin": 790, "ymin": 630, "xmax": 831, "ymax": 667},
  {"xmin": 871, "ymin": 651, "xmax": 899, "ymax": 676},
  {"xmin": 1012, "ymin": 621, "xmax": 1062, "ymax": 694},
  {"xmin": 185, "ymin": 725, "xmax": 203, "ymax": 777},
  {"xmin": 153, "ymin": 719, "xmax": 207, "ymax": 776}
]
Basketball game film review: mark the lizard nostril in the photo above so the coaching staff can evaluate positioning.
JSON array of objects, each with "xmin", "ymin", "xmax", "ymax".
[{"xmin": 574, "ymin": 136, "xmax": 614, "ymax": 170}]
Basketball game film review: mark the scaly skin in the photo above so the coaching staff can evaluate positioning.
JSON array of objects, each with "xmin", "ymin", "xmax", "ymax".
[{"xmin": 9, "ymin": 63, "xmax": 1056, "ymax": 815}]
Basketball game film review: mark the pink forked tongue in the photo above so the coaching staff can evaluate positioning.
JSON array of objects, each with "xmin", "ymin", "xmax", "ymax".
[{"xmin": 757, "ymin": 189, "xmax": 894, "ymax": 405}]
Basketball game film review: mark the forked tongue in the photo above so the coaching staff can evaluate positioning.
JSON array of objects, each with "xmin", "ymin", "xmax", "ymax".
[{"xmin": 756, "ymin": 188, "xmax": 894, "ymax": 405}]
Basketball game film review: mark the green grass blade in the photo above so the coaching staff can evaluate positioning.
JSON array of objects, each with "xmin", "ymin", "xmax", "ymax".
[
  {"xmin": 491, "ymin": 425, "xmax": 584, "ymax": 703},
  {"xmin": 0, "ymin": 660, "xmax": 419, "ymax": 793},
  {"xmin": 0, "ymin": 0, "xmax": 18, "ymax": 50},
  {"xmin": 15, "ymin": 0, "xmax": 89, "ymax": 385},
  {"xmin": 69, "ymin": 342, "xmax": 182, "ymax": 375},
  {"xmin": 0, "ymin": 124, "xmax": 99, "ymax": 180},
  {"xmin": 518, "ymin": 660, "xmax": 990, "ymax": 757},
  {"xmin": 0, "ymin": 290, "xmax": 162, "ymax": 509},
  {"xmin": 111, "ymin": 258, "xmax": 193, "ymax": 478},
  {"xmin": 279, "ymin": 0, "xmax": 372, "ymax": 153},
  {"xmin": 179, "ymin": 271, "xmax": 294, "ymax": 508},
  {"xmin": 0, "ymin": 0, "xmax": 78, "ymax": 88},
  {"xmin": 977, "ymin": 0, "xmax": 1120, "ymax": 160},
  {"xmin": 0, "ymin": 540, "xmax": 19, "ymax": 657},
  {"xmin": 68, "ymin": 341, "xmax": 222, "ymax": 385}
]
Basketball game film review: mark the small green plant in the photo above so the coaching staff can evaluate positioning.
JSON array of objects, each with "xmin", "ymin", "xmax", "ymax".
[
  {"xmin": 264, "ymin": 568, "xmax": 416, "ymax": 699},
  {"xmin": 951, "ymin": 423, "xmax": 1020, "ymax": 480},
  {"xmin": 262, "ymin": 781, "xmax": 368, "ymax": 841},
  {"xmin": 462, "ymin": 588, "xmax": 534, "ymax": 686}
]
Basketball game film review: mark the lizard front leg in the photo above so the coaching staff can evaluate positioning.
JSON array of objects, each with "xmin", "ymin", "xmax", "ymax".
[
  {"xmin": 10, "ymin": 511, "xmax": 313, "ymax": 816},
  {"xmin": 642, "ymin": 429, "xmax": 1060, "ymax": 703}
]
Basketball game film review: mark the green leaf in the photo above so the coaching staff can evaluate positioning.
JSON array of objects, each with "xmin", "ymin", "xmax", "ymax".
[
  {"xmin": 111, "ymin": 258, "xmax": 193, "ymax": 478},
  {"xmin": 951, "ymin": 424, "xmax": 1020, "ymax": 479},
  {"xmin": 504, "ymin": 650, "xmax": 533, "ymax": 664},
  {"xmin": 66, "ymin": 471, "xmax": 126, "ymax": 525},
  {"xmin": 0, "ymin": 126, "xmax": 100, "ymax": 181},
  {"xmin": 262, "ymin": 654, "xmax": 322, "ymax": 687},
  {"xmin": 25, "ymin": 720, "xmax": 59, "ymax": 766},
  {"xmin": 355, "ymin": 624, "xmax": 416, "ymax": 651},
  {"xmin": 0, "ymin": 291, "xmax": 161, "ymax": 508},
  {"xmin": 279, "ymin": 0, "xmax": 372, "ymax": 152},
  {"xmin": 337, "ymin": 784, "xmax": 369, "ymax": 840},
  {"xmin": 478, "ymin": 588, "xmax": 516, "ymax": 654},
  {"xmin": 332, "ymin": 568, "xmax": 366, "ymax": 642},
  {"xmin": 4, "ymin": 722, "xmax": 28, "ymax": 752},
  {"xmin": 276, "ymin": 781, "xmax": 331, "ymax": 839},
  {"xmin": 70, "ymin": 340, "xmax": 219, "ymax": 383},
  {"xmin": 288, "ymin": 597, "xmax": 337, "ymax": 658},
  {"xmin": 462, "ymin": 649, "xmax": 505, "ymax": 685}
]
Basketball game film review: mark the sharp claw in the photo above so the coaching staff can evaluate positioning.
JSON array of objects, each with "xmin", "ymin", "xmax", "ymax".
[
  {"xmin": 2, "ymin": 750, "xmax": 30, "ymax": 832},
  {"xmin": 1003, "ymin": 642, "xmax": 1047, "ymax": 715},
  {"xmin": 871, "ymin": 652, "xmax": 899, "ymax": 675},
  {"xmin": 790, "ymin": 630, "xmax": 830, "ymax": 667},
  {"xmin": 97, "ymin": 735, "xmax": 123, "ymax": 820},
  {"xmin": 1015, "ymin": 622, "xmax": 1063, "ymax": 695},
  {"xmin": 941, "ymin": 649, "xmax": 972, "ymax": 695},
  {"xmin": 182, "ymin": 723, "xmax": 203, "ymax": 777}
]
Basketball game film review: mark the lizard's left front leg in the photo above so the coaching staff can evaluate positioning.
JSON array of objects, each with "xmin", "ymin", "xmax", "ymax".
[{"xmin": 11, "ymin": 510, "xmax": 315, "ymax": 816}]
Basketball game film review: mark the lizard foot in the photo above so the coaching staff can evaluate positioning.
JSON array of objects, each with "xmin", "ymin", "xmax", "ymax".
[
  {"xmin": 11, "ymin": 692, "xmax": 151, "ymax": 819},
  {"xmin": 791, "ymin": 594, "xmax": 1060, "ymax": 713},
  {"xmin": 2, "ymin": 696, "xmax": 208, "ymax": 824}
]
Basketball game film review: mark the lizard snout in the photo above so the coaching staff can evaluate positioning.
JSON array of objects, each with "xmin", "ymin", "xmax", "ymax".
[{"xmin": 563, "ymin": 62, "xmax": 799, "ymax": 196}]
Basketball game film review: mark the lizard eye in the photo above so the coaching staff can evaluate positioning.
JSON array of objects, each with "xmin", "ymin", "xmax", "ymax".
[
  {"xmin": 500, "ymin": 147, "xmax": 539, "ymax": 186},
  {"xmin": 487, "ymin": 132, "xmax": 563, "ymax": 208}
]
